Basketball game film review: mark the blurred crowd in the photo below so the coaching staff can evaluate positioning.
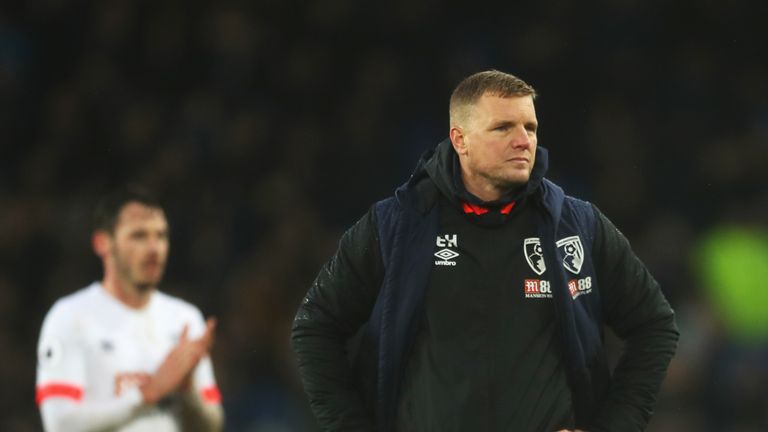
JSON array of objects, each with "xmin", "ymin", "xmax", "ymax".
[{"xmin": 1, "ymin": 0, "xmax": 767, "ymax": 430}]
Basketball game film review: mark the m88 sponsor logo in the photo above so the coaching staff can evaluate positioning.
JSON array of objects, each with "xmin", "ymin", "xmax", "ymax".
[
  {"xmin": 568, "ymin": 277, "xmax": 592, "ymax": 299},
  {"xmin": 525, "ymin": 277, "xmax": 593, "ymax": 300},
  {"xmin": 524, "ymin": 279, "xmax": 552, "ymax": 298}
]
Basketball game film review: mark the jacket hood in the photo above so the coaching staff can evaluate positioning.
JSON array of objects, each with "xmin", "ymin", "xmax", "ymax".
[{"xmin": 421, "ymin": 138, "xmax": 549, "ymax": 211}]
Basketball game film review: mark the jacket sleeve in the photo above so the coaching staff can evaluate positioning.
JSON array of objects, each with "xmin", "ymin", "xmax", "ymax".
[
  {"xmin": 291, "ymin": 207, "xmax": 384, "ymax": 431},
  {"xmin": 589, "ymin": 205, "xmax": 679, "ymax": 432}
]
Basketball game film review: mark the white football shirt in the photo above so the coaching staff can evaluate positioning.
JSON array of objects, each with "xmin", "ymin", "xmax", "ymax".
[{"xmin": 36, "ymin": 282, "xmax": 221, "ymax": 431}]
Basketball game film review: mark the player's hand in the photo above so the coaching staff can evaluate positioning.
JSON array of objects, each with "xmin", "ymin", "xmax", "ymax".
[
  {"xmin": 179, "ymin": 318, "xmax": 216, "ymax": 391},
  {"xmin": 141, "ymin": 318, "xmax": 217, "ymax": 404},
  {"xmin": 114, "ymin": 372, "xmax": 151, "ymax": 396}
]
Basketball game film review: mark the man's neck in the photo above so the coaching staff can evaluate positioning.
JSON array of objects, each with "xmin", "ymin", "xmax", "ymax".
[
  {"xmin": 461, "ymin": 170, "xmax": 508, "ymax": 202},
  {"xmin": 101, "ymin": 276, "xmax": 153, "ymax": 309}
]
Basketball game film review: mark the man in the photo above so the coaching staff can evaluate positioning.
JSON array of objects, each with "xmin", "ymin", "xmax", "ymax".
[
  {"xmin": 292, "ymin": 70, "xmax": 679, "ymax": 431},
  {"xmin": 36, "ymin": 187, "xmax": 224, "ymax": 431}
]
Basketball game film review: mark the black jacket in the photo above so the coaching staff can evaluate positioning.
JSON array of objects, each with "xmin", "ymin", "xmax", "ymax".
[{"xmin": 292, "ymin": 140, "xmax": 679, "ymax": 431}]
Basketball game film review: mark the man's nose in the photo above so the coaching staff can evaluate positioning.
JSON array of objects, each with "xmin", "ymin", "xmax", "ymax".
[
  {"xmin": 510, "ymin": 126, "xmax": 533, "ymax": 148},
  {"xmin": 146, "ymin": 235, "xmax": 166, "ymax": 252}
]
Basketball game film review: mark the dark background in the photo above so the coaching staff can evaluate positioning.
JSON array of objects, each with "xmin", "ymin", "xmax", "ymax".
[{"xmin": 2, "ymin": 0, "xmax": 768, "ymax": 430}]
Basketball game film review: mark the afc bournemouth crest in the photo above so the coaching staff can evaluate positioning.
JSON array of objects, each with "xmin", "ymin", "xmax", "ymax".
[
  {"xmin": 556, "ymin": 236, "xmax": 584, "ymax": 274},
  {"xmin": 524, "ymin": 238, "xmax": 546, "ymax": 275}
]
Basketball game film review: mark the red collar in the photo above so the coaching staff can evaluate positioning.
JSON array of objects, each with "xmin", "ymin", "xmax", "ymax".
[{"xmin": 462, "ymin": 201, "xmax": 516, "ymax": 215}]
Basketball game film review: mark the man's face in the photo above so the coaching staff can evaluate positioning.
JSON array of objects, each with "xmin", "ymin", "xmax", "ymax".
[
  {"xmin": 108, "ymin": 202, "xmax": 169, "ymax": 291},
  {"xmin": 454, "ymin": 93, "xmax": 538, "ymax": 191}
]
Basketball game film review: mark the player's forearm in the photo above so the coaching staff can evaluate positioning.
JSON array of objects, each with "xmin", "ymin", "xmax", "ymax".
[
  {"xmin": 177, "ymin": 390, "xmax": 224, "ymax": 432},
  {"xmin": 40, "ymin": 388, "xmax": 144, "ymax": 432}
]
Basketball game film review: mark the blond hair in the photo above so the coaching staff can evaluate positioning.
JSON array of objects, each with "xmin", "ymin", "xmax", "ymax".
[{"xmin": 449, "ymin": 70, "xmax": 537, "ymax": 126}]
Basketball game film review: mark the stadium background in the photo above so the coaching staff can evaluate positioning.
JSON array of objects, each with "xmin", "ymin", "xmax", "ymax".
[{"xmin": 2, "ymin": 0, "xmax": 767, "ymax": 430}]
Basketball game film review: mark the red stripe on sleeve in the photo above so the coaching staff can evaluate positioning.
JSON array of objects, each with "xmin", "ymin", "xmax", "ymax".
[
  {"xmin": 36, "ymin": 383, "xmax": 83, "ymax": 405},
  {"xmin": 200, "ymin": 386, "xmax": 222, "ymax": 404}
]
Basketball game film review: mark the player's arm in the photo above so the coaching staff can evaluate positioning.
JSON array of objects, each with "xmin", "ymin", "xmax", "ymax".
[
  {"xmin": 291, "ymin": 207, "xmax": 384, "ymax": 431},
  {"xmin": 177, "ymin": 386, "xmax": 224, "ymax": 432},
  {"xmin": 39, "ymin": 391, "xmax": 147, "ymax": 432},
  {"xmin": 589, "ymin": 205, "xmax": 679, "ymax": 432},
  {"xmin": 175, "ymin": 314, "xmax": 224, "ymax": 432},
  {"xmin": 37, "ymin": 302, "xmax": 146, "ymax": 432}
]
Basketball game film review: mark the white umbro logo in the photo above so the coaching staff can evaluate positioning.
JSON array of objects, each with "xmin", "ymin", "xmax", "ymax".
[
  {"xmin": 435, "ymin": 234, "xmax": 459, "ymax": 266},
  {"xmin": 435, "ymin": 249, "xmax": 459, "ymax": 260}
]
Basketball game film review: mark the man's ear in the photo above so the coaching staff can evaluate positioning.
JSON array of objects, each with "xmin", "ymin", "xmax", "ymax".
[
  {"xmin": 450, "ymin": 126, "xmax": 468, "ymax": 156},
  {"xmin": 92, "ymin": 231, "xmax": 111, "ymax": 258}
]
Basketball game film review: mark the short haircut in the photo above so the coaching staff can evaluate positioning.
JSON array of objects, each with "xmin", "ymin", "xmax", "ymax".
[
  {"xmin": 449, "ymin": 70, "xmax": 537, "ymax": 126},
  {"xmin": 93, "ymin": 186, "xmax": 164, "ymax": 233}
]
